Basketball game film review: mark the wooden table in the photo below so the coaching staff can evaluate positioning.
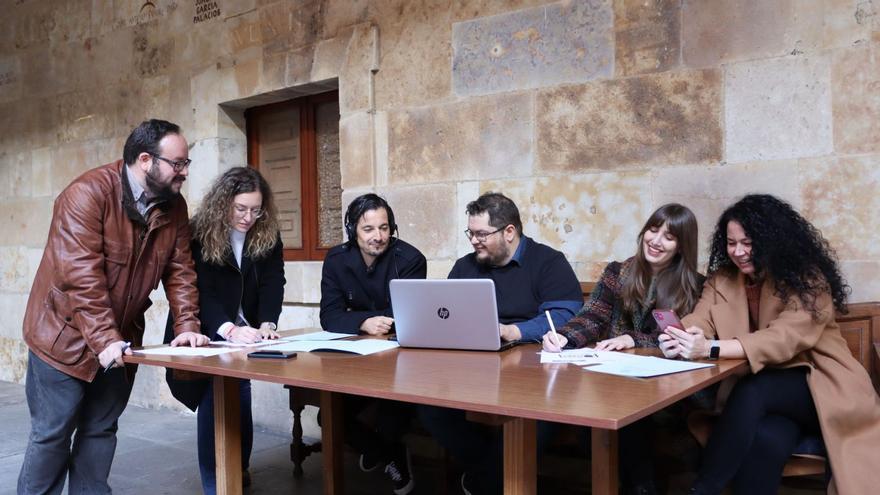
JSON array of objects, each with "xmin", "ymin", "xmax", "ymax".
[{"xmin": 128, "ymin": 338, "xmax": 746, "ymax": 495}]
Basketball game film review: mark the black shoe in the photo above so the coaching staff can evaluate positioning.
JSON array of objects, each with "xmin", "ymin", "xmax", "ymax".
[
  {"xmin": 384, "ymin": 448, "xmax": 414, "ymax": 495},
  {"xmin": 359, "ymin": 452, "xmax": 381, "ymax": 473}
]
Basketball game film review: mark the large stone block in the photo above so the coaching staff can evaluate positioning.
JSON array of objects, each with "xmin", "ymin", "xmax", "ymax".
[
  {"xmin": 31, "ymin": 148, "xmax": 52, "ymax": 197},
  {"xmin": 452, "ymin": 0, "xmax": 613, "ymax": 96},
  {"xmin": 381, "ymin": 184, "xmax": 458, "ymax": 260},
  {"xmin": 0, "ymin": 247, "xmax": 30, "ymax": 295},
  {"xmin": 536, "ymin": 69, "xmax": 722, "ymax": 172},
  {"xmin": 682, "ymin": 0, "xmax": 807, "ymax": 68},
  {"xmin": 387, "ymin": 92, "xmax": 533, "ymax": 184},
  {"xmin": 832, "ymin": 43, "xmax": 880, "ymax": 154},
  {"xmin": 725, "ymin": 55, "xmax": 832, "ymax": 163},
  {"xmin": 480, "ymin": 172, "xmax": 653, "ymax": 265},
  {"xmin": 282, "ymin": 261, "xmax": 323, "ymax": 304},
  {"xmin": 311, "ymin": 32, "xmax": 350, "ymax": 82},
  {"xmin": 800, "ymin": 155, "xmax": 880, "ymax": 261},
  {"xmin": 372, "ymin": 0, "xmax": 452, "ymax": 109},
  {"xmin": 339, "ymin": 111, "xmax": 375, "ymax": 189},
  {"xmin": 614, "ymin": 0, "xmax": 680, "ymax": 77}
]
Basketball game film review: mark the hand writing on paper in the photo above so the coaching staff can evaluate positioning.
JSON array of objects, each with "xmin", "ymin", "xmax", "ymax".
[{"xmin": 542, "ymin": 331, "xmax": 568, "ymax": 352}]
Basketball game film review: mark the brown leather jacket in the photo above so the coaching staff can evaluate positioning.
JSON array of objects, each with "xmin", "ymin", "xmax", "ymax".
[{"xmin": 23, "ymin": 161, "xmax": 200, "ymax": 382}]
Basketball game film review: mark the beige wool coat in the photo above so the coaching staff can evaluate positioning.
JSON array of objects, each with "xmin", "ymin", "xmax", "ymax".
[{"xmin": 682, "ymin": 272, "xmax": 880, "ymax": 495}]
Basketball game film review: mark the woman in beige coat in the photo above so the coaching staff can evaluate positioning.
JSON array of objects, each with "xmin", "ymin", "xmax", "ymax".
[{"xmin": 659, "ymin": 194, "xmax": 880, "ymax": 495}]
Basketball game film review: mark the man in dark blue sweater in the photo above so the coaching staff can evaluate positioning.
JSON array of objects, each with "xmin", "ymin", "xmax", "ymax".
[
  {"xmin": 319, "ymin": 194, "xmax": 425, "ymax": 495},
  {"xmin": 423, "ymin": 192, "xmax": 583, "ymax": 494}
]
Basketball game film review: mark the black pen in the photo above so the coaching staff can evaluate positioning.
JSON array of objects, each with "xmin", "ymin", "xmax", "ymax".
[{"xmin": 104, "ymin": 342, "xmax": 131, "ymax": 373}]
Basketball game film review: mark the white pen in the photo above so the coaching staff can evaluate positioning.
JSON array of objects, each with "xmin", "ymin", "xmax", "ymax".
[{"xmin": 545, "ymin": 310, "xmax": 561, "ymax": 350}]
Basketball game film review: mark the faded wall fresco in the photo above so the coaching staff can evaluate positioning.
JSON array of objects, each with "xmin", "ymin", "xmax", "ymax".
[{"xmin": 1, "ymin": 0, "xmax": 879, "ymax": 430}]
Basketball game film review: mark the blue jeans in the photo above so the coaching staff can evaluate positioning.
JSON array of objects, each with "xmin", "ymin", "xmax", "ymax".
[
  {"xmin": 197, "ymin": 379, "xmax": 253, "ymax": 495},
  {"xmin": 18, "ymin": 351, "xmax": 133, "ymax": 495}
]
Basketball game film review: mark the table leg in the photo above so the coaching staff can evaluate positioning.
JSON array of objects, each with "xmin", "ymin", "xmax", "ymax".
[
  {"xmin": 503, "ymin": 417, "xmax": 537, "ymax": 495},
  {"xmin": 214, "ymin": 376, "xmax": 242, "ymax": 495},
  {"xmin": 591, "ymin": 428, "xmax": 619, "ymax": 495},
  {"xmin": 320, "ymin": 390, "xmax": 344, "ymax": 495}
]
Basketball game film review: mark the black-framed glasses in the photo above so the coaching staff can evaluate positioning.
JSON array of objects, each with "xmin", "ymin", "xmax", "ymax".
[
  {"xmin": 232, "ymin": 203, "xmax": 265, "ymax": 220},
  {"xmin": 150, "ymin": 154, "xmax": 192, "ymax": 172},
  {"xmin": 464, "ymin": 226, "xmax": 505, "ymax": 242}
]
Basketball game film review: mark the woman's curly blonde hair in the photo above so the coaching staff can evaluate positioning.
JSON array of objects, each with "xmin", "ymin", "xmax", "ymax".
[{"xmin": 191, "ymin": 167, "xmax": 280, "ymax": 265}]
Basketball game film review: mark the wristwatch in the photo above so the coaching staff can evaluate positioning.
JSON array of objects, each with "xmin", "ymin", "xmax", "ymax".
[
  {"xmin": 265, "ymin": 322, "xmax": 277, "ymax": 331},
  {"xmin": 708, "ymin": 340, "xmax": 721, "ymax": 360}
]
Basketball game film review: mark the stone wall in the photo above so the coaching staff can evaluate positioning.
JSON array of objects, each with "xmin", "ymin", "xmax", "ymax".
[{"xmin": 1, "ymin": 0, "xmax": 878, "ymax": 436}]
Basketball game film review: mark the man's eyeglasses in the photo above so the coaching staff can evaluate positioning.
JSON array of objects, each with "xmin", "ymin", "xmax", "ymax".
[
  {"xmin": 464, "ymin": 227, "xmax": 505, "ymax": 242},
  {"xmin": 232, "ymin": 204, "xmax": 265, "ymax": 220},
  {"xmin": 150, "ymin": 154, "xmax": 192, "ymax": 172}
]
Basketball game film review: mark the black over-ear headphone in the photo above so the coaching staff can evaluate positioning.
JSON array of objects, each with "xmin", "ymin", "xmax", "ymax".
[{"xmin": 343, "ymin": 193, "xmax": 398, "ymax": 245}]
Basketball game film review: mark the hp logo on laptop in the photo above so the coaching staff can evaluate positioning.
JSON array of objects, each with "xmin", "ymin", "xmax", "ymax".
[{"xmin": 437, "ymin": 307, "xmax": 450, "ymax": 319}]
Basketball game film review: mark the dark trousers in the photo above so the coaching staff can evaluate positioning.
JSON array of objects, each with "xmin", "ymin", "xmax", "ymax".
[
  {"xmin": 197, "ymin": 379, "xmax": 253, "ymax": 495},
  {"xmin": 343, "ymin": 395, "xmax": 413, "ymax": 463},
  {"xmin": 18, "ymin": 351, "xmax": 134, "ymax": 495},
  {"xmin": 694, "ymin": 367, "xmax": 820, "ymax": 495}
]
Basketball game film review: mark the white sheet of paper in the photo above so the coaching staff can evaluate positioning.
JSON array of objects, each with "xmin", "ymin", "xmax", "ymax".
[
  {"xmin": 279, "ymin": 331, "xmax": 352, "ymax": 342},
  {"xmin": 133, "ymin": 346, "xmax": 238, "ymax": 357},
  {"xmin": 582, "ymin": 356, "xmax": 714, "ymax": 378},
  {"xmin": 209, "ymin": 340, "xmax": 269, "ymax": 348},
  {"xmin": 539, "ymin": 348, "xmax": 598, "ymax": 364},
  {"xmin": 262, "ymin": 339, "xmax": 399, "ymax": 356}
]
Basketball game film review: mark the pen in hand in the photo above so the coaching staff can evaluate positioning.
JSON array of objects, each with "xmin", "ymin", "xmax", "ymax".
[
  {"xmin": 104, "ymin": 342, "xmax": 131, "ymax": 373},
  {"xmin": 545, "ymin": 310, "xmax": 562, "ymax": 351}
]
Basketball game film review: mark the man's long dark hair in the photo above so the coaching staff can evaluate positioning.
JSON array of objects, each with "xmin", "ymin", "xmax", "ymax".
[{"xmin": 707, "ymin": 194, "xmax": 849, "ymax": 317}]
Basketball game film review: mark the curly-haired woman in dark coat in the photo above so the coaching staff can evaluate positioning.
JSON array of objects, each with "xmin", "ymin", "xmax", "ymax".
[{"xmin": 660, "ymin": 194, "xmax": 880, "ymax": 495}]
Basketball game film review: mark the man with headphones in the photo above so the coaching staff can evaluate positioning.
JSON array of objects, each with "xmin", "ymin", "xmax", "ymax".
[{"xmin": 319, "ymin": 193, "xmax": 426, "ymax": 495}]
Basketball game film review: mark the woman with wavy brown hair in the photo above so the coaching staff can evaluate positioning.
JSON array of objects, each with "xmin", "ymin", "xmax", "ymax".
[
  {"xmin": 165, "ymin": 166, "xmax": 285, "ymax": 494},
  {"xmin": 543, "ymin": 203, "xmax": 703, "ymax": 495}
]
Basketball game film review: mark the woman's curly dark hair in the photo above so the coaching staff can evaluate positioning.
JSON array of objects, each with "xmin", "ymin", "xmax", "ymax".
[{"xmin": 706, "ymin": 194, "xmax": 849, "ymax": 317}]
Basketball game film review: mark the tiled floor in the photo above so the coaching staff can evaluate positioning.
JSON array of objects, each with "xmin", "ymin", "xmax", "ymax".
[{"xmin": 0, "ymin": 380, "xmax": 826, "ymax": 494}]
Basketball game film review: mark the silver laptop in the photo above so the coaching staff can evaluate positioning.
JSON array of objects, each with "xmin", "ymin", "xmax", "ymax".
[{"xmin": 390, "ymin": 279, "xmax": 516, "ymax": 351}]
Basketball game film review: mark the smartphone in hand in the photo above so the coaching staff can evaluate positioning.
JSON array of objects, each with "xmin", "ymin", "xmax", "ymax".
[{"xmin": 651, "ymin": 309, "xmax": 684, "ymax": 331}]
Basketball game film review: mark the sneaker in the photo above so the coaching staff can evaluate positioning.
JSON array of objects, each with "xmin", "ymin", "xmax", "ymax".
[
  {"xmin": 359, "ymin": 452, "xmax": 381, "ymax": 473},
  {"xmin": 384, "ymin": 448, "xmax": 414, "ymax": 495}
]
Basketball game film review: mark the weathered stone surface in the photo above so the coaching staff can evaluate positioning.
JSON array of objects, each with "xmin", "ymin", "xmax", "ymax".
[
  {"xmin": 31, "ymin": 148, "xmax": 52, "ymax": 197},
  {"xmin": 133, "ymin": 25, "xmax": 174, "ymax": 78},
  {"xmin": 0, "ymin": 198, "xmax": 52, "ymax": 248},
  {"xmin": 840, "ymin": 261, "xmax": 880, "ymax": 302},
  {"xmin": 339, "ymin": 111, "xmax": 374, "ymax": 189},
  {"xmin": 614, "ymin": 0, "xmax": 680, "ymax": 76},
  {"xmin": 0, "ymin": 247, "xmax": 30, "ymax": 295},
  {"xmin": 653, "ymin": 160, "xmax": 803, "ymax": 253},
  {"xmin": 372, "ymin": 0, "xmax": 452, "ymax": 109},
  {"xmin": 311, "ymin": 32, "xmax": 350, "ymax": 82},
  {"xmin": 0, "ymin": 54, "xmax": 21, "ymax": 104},
  {"xmin": 0, "ymin": 151, "xmax": 31, "ymax": 198},
  {"xmin": 141, "ymin": 76, "xmax": 173, "ymax": 121},
  {"xmin": 382, "ymin": 184, "xmax": 458, "ymax": 260},
  {"xmin": 725, "ymin": 55, "xmax": 832, "ymax": 163},
  {"xmin": 450, "ymin": 0, "xmax": 551, "ymax": 22},
  {"xmin": 286, "ymin": 45, "xmax": 317, "ymax": 86},
  {"xmin": 0, "ymin": 337, "xmax": 28, "ymax": 383},
  {"xmin": 832, "ymin": 43, "xmax": 880, "ymax": 154},
  {"xmin": 322, "ymin": 0, "xmax": 372, "ymax": 38},
  {"xmin": 682, "ymin": 0, "xmax": 800, "ymax": 68},
  {"xmin": 427, "ymin": 259, "xmax": 455, "ymax": 279},
  {"xmin": 455, "ymin": 181, "xmax": 480, "ymax": 258},
  {"xmin": 537, "ymin": 69, "xmax": 722, "ymax": 172},
  {"xmin": 452, "ymin": 0, "xmax": 613, "ymax": 96},
  {"xmin": 282, "ymin": 262, "xmax": 323, "ymax": 304},
  {"xmin": 800, "ymin": 155, "xmax": 880, "ymax": 261},
  {"xmin": 339, "ymin": 23, "xmax": 375, "ymax": 114},
  {"xmin": 387, "ymin": 92, "xmax": 533, "ymax": 184},
  {"xmin": 186, "ymin": 138, "xmax": 249, "ymax": 210},
  {"xmin": 480, "ymin": 172, "xmax": 653, "ymax": 264}
]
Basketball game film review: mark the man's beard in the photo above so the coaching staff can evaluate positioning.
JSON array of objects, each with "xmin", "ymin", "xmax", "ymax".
[
  {"xmin": 475, "ymin": 244, "xmax": 509, "ymax": 267},
  {"xmin": 145, "ymin": 163, "xmax": 181, "ymax": 202}
]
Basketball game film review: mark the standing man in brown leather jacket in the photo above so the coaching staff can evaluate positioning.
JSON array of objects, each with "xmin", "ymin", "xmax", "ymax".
[{"xmin": 18, "ymin": 119, "xmax": 209, "ymax": 495}]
